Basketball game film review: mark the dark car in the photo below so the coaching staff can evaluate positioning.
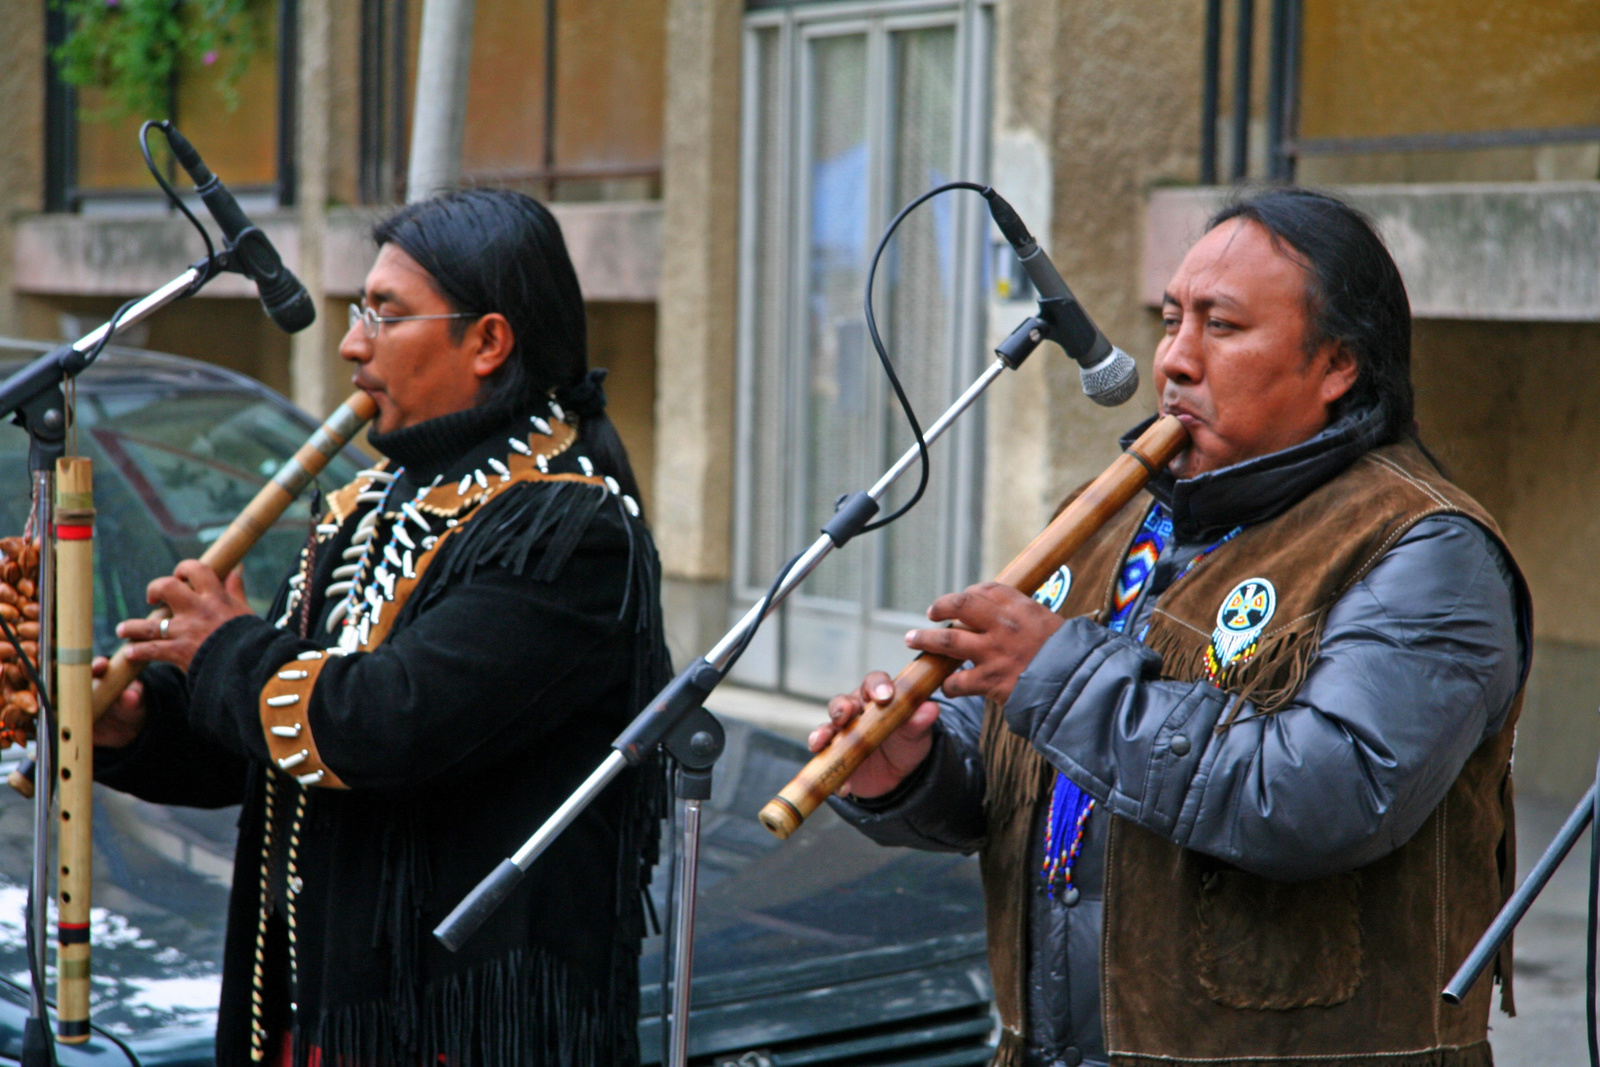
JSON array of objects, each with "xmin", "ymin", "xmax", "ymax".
[{"xmin": 0, "ymin": 341, "xmax": 996, "ymax": 1066}]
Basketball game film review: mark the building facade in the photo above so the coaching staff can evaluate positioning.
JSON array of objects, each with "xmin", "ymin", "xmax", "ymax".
[{"xmin": 3, "ymin": 0, "xmax": 1598, "ymax": 798}]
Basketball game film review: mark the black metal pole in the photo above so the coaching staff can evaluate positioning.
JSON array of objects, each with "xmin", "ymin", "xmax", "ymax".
[
  {"xmin": 1231, "ymin": 0, "xmax": 1254, "ymax": 182},
  {"xmin": 1444, "ymin": 781, "xmax": 1597, "ymax": 1003},
  {"xmin": 1265, "ymin": 0, "xmax": 1288, "ymax": 181},
  {"xmin": 1281, "ymin": 0, "xmax": 1303, "ymax": 183},
  {"xmin": 1201, "ymin": 0, "xmax": 1222, "ymax": 184}
]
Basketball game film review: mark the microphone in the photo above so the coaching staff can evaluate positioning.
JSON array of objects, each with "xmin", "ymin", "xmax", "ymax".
[
  {"xmin": 162, "ymin": 125, "xmax": 316, "ymax": 334},
  {"xmin": 983, "ymin": 189, "xmax": 1138, "ymax": 406}
]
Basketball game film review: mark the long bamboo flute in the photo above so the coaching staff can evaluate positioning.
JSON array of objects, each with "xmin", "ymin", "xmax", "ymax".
[
  {"xmin": 757, "ymin": 414, "xmax": 1189, "ymax": 840},
  {"xmin": 54, "ymin": 457, "xmax": 94, "ymax": 1042},
  {"xmin": 90, "ymin": 390, "xmax": 378, "ymax": 718}
]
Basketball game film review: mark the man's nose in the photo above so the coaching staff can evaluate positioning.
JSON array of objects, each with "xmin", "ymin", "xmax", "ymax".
[
  {"xmin": 1157, "ymin": 316, "xmax": 1204, "ymax": 385},
  {"xmin": 338, "ymin": 322, "xmax": 370, "ymax": 364}
]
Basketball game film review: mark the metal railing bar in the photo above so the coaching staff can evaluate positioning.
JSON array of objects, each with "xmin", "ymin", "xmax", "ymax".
[
  {"xmin": 1230, "ymin": 0, "xmax": 1254, "ymax": 182},
  {"xmin": 1201, "ymin": 0, "xmax": 1223, "ymax": 185},
  {"xmin": 1288, "ymin": 125, "xmax": 1600, "ymax": 157}
]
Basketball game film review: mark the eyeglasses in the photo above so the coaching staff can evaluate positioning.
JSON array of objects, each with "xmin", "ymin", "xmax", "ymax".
[{"xmin": 348, "ymin": 303, "xmax": 479, "ymax": 339}]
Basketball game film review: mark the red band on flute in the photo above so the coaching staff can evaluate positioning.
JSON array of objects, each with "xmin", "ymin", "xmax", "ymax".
[
  {"xmin": 57, "ymin": 923, "xmax": 89, "ymax": 945},
  {"xmin": 55, "ymin": 525, "xmax": 92, "ymax": 541}
]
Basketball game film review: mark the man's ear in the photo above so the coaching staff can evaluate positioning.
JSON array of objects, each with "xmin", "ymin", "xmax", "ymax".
[
  {"xmin": 469, "ymin": 313, "xmax": 515, "ymax": 380},
  {"xmin": 1319, "ymin": 341, "xmax": 1358, "ymax": 406}
]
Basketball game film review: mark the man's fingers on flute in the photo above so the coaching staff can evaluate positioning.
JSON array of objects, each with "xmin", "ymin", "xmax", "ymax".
[
  {"xmin": 863, "ymin": 670, "xmax": 895, "ymax": 705},
  {"xmin": 175, "ymin": 559, "xmax": 222, "ymax": 593},
  {"xmin": 906, "ymin": 624, "xmax": 980, "ymax": 660}
]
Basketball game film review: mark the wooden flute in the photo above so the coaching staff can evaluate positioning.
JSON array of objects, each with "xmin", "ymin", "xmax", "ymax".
[
  {"xmin": 89, "ymin": 390, "xmax": 379, "ymax": 718},
  {"xmin": 54, "ymin": 457, "xmax": 95, "ymax": 1042},
  {"xmin": 757, "ymin": 414, "xmax": 1189, "ymax": 841}
]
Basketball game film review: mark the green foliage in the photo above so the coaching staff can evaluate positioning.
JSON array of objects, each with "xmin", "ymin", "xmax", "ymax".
[{"xmin": 53, "ymin": 0, "xmax": 267, "ymax": 120}]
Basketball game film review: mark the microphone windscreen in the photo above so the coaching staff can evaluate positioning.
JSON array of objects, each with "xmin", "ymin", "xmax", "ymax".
[{"xmin": 1081, "ymin": 347, "xmax": 1139, "ymax": 407}]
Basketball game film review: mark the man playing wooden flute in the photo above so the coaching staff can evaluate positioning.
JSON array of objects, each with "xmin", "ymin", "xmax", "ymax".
[
  {"xmin": 91, "ymin": 190, "xmax": 669, "ymax": 1067},
  {"xmin": 812, "ymin": 187, "xmax": 1529, "ymax": 1067}
]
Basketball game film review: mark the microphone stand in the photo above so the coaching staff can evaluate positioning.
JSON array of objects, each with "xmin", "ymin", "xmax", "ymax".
[
  {"xmin": 0, "ymin": 262, "xmax": 218, "ymax": 1064},
  {"xmin": 435, "ymin": 314, "xmax": 1063, "ymax": 1065}
]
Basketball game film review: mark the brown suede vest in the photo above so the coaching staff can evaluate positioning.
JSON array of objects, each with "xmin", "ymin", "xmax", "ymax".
[{"xmin": 980, "ymin": 442, "xmax": 1523, "ymax": 1067}]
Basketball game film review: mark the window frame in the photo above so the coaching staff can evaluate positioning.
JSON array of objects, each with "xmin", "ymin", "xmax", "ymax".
[{"xmin": 732, "ymin": 0, "xmax": 994, "ymax": 695}]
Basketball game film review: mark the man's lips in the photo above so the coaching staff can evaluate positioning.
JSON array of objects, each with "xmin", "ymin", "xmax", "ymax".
[{"xmin": 1161, "ymin": 402, "xmax": 1202, "ymax": 429}]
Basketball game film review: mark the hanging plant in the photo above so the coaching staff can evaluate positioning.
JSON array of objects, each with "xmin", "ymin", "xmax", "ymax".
[{"xmin": 52, "ymin": 0, "xmax": 267, "ymax": 120}]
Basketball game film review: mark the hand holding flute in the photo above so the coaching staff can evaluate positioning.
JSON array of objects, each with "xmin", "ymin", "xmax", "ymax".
[
  {"xmin": 810, "ymin": 583, "xmax": 1069, "ymax": 800},
  {"xmin": 760, "ymin": 414, "xmax": 1189, "ymax": 838}
]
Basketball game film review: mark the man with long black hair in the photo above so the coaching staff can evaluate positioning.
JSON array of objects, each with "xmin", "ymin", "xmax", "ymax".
[
  {"xmin": 93, "ymin": 190, "xmax": 668, "ymax": 1067},
  {"xmin": 814, "ymin": 188, "xmax": 1530, "ymax": 1067}
]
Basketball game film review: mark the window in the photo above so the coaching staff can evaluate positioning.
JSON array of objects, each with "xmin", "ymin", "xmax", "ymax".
[
  {"xmin": 733, "ymin": 0, "xmax": 992, "ymax": 699},
  {"xmin": 44, "ymin": 0, "xmax": 295, "ymax": 212}
]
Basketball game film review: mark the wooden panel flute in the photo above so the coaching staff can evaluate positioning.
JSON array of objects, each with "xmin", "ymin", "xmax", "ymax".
[
  {"xmin": 89, "ymin": 390, "xmax": 378, "ymax": 718},
  {"xmin": 54, "ymin": 457, "xmax": 94, "ymax": 1042},
  {"xmin": 757, "ymin": 414, "xmax": 1189, "ymax": 840}
]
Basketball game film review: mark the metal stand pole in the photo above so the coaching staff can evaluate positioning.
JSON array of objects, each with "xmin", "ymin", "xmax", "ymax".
[
  {"xmin": 27, "ymin": 470, "xmax": 53, "ymax": 1022},
  {"xmin": 668, "ymin": 765, "xmax": 712, "ymax": 1067}
]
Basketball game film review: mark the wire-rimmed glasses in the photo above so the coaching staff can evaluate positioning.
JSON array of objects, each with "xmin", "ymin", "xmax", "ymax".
[{"xmin": 348, "ymin": 303, "xmax": 479, "ymax": 339}]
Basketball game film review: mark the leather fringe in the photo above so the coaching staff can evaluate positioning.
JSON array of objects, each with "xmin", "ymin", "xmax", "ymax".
[
  {"xmin": 990, "ymin": 1028, "xmax": 1026, "ymax": 1067},
  {"xmin": 980, "ymin": 697, "xmax": 1053, "ymax": 832},
  {"xmin": 304, "ymin": 946, "xmax": 636, "ymax": 1067},
  {"xmin": 359, "ymin": 477, "xmax": 671, "ymax": 1067},
  {"xmin": 1109, "ymin": 1041, "xmax": 1494, "ymax": 1067},
  {"xmin": 1140, "ymin": 618, "xmax": 1324, "ymax": 728}
]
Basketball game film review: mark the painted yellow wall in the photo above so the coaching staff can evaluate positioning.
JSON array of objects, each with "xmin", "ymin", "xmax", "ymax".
[
  {"xmin": 1300, "ymin": 0, "xmax": 1600, "ymax": 140},
  {"xmin": 1413, "ymin": 319, "xmax": 1600, "ymax": 799}
]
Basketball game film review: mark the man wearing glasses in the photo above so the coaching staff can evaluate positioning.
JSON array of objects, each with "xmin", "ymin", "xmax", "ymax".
[{"xmin": 94, "ymin": 190, "xmax": 668, "ymax": 1067}]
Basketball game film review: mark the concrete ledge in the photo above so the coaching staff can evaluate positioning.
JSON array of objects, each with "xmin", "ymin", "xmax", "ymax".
[
  {"xmin": 1144, "ymin": 183, "xmax": 1600, "ymax": 321},
  {"xmin": 14, "ymin": 200, "xmax": 663, "ymax": 303}
]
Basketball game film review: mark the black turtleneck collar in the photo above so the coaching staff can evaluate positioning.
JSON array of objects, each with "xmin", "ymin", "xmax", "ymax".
[
  {"xmin": 367, "ymin": 404, "xmax": 521, "ymax": 482},
  {"xmin": 1120, "ymin": 404, "xmax": 1390, "ymax": 544}
]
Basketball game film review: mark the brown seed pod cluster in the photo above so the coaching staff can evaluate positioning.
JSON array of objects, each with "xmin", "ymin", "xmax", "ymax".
[{"xmin": 0, "ymin": 537, "xmax": 41, "ymax": 748}]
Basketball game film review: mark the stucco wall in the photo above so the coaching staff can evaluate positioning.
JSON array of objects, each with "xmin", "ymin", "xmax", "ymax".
[
  {"xmin": 981, "ymin": 0, "xmax": 1202, "ymax": 580},
  {"xmin": 0, "ymin": 2, "xmax": 44, "ymax": 338},
  {"xmin": 1413, "ymin": 320, "xmax": 1600, "ymax": 801}
]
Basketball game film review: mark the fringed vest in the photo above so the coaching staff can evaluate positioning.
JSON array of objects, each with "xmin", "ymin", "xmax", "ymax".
[{"xmin": 980, "ymin": 441, "xmax": 1524, "ymax": 1067}]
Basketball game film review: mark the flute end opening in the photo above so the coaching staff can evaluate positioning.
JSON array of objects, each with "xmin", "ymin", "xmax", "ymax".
[{"xmin": 758, "ymin": 796, "xmax": 802, "ymax": 840}]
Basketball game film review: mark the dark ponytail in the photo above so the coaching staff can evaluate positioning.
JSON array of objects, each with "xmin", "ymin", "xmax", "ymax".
[{"xmin": 372, "ymin": 189, "xmax": 647, "ymax": 510}]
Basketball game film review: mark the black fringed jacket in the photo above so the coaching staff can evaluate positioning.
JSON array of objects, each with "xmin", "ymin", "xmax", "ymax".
[{"xmin": 97, "ymin": 401, "xmax": 669, "ymax": 1067}]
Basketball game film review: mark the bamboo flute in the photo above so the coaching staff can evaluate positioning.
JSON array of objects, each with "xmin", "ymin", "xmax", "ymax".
[
  {"xmin": 757, "ymin": 414, "xmax": 1190, "ymax": 840},
  {"xmin": 89, "ymin": 390, "xmax": 378, "ymax": 719},
  {"xmin": 53, "ymin": 457, "xmax": 94, "ymax": 1043}
]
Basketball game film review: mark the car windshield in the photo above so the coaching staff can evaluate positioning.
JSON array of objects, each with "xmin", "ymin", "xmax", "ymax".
[{"xmin": 0, "ymin": 350, "xmax": 366, "ymax": 1050}]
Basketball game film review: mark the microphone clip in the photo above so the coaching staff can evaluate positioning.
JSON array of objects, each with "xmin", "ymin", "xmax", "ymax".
[{"xmin": 995, "ymin": 314, "xmax": 1050, "ymax": 370}]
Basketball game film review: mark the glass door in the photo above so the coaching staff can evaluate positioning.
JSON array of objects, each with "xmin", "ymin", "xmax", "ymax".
[{"xmin": 734, "ymin": 1, "xmax": 992, "ymax": 699}]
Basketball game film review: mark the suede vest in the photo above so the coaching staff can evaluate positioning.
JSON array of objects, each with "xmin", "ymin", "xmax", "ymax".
[{"xmin": 979, "ymin": 442, "xmax": 1524, "ymax": 1067}]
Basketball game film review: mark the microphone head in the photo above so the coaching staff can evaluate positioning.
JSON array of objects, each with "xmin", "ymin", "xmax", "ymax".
[
  {"xmin": 1080, "ymin": 347, "xmax": 1139, "ymax": 407},
  {"xmin": 262, "ymin": 286, "xmax": 317, "ymax": 334}
]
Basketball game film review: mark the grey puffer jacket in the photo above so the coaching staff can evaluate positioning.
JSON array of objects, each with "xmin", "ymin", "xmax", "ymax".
[{"xmin": 831, "ymin": 412, "xmax": 1528, "ymax": 1067}]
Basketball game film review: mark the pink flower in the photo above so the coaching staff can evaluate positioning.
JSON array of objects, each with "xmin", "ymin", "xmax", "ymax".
[
  {"xmin": 202, "ymin": 50, "xmax": 217, "ymax": 65},
  {"xmin": 104, "ymin": 0, "xmax": 118, "ymax": 7}
]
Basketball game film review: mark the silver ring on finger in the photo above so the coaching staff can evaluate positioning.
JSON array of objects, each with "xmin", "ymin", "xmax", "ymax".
[{"xmin": 158, "ymin": 617, "xmax": 170, "ymax": 639}]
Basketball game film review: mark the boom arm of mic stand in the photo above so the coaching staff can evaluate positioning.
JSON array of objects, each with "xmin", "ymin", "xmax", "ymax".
[
  {"xmin": 1444, "ymin": 779, "xmax": 1598, "ymax": 1003},
  {"xmin": 0, "ymin": 266, "xmax": 205, "ymax": 424},
  {"xmin": 435, "ymin": 347, "xmax": 1031, "ymax": 952}
]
